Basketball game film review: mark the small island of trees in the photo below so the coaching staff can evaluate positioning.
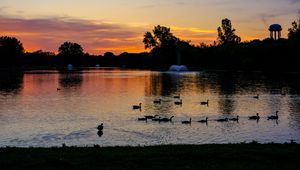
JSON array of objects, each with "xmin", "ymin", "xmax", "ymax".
[{"xmin": 1, "ymin": 14, "xmax": 300, "ymax": 71}]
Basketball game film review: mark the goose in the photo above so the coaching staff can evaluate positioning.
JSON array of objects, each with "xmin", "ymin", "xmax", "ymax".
[
  {"xmin": 133, "ymin": 103, "xmax": 142, "ymax": 109},
  {"xmin": 201, "ymin": 100, "xmax": 209, "ymax": 105},
  {"xmin": 138, "ymin": 117, "xmax": 147, "ymax": 121},
  {"xmin": 216, "ymin": 118, "xmax": 229, "ymax": 122},
  {"xmin": 249, "ymin": 113, "xmax": 260, "ymax": 120},
  {"xmin": 229, "ymin": 115, "xmax": 239, "ymax": 121},
  {"xmin": 145, "ymin": 114, "xmax": 159, "ymax": 119},
  {"xmin": 268, "ymin": 111, "xmax": 279, "ymax": 120},
  {"xmin": 198, "ymin": 117, "xmax": 208, "ymax": 123},
  {"xmin": 159, "ymin": 116, "xmax": 174, "ymax": 122},
  {"xmin": 153, "ymin": 99, "xmax": 162, "ymax": 104},
  {"xmin": 182, "ymin": 118, "xmax": 192, "ymax": 124},
  {"xmin": 152, "ymin": 116, "xmax": 160, "ymax": 121},
  {"xmin": 253, "ymin": 94, "xmax": 259, "ymax": 99},
  {"xmin": 174, "ymin": 99, "xmax": 183, "ymax": 105},
  {"xmin": 174, "ymin": 95, "xmax": 180, "ymax": 99},
  {"xmin": 97, "ymin": 123, "xmax": 103, "ymax": 131}
]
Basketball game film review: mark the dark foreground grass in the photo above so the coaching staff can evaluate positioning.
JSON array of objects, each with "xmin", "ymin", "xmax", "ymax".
[{"xmin": 1, "ymin": 144, "xmax": 300, "ymax": 170}]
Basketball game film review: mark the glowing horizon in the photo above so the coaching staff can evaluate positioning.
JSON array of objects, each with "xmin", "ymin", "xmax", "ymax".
[{"xmin": 0, "ymin": 0, "xmax": 299, "ymax": 55}]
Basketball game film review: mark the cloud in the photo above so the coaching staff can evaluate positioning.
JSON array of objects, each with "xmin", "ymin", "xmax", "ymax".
[
  {"xmin": 0, "ymin": 14, "xmax": 217, "ymax": 54},
  {"xmin": 258, "ymin": 7, "xmax": 299, "ymax": 27},
  {"xmin": 0, "ymin": 15, "xmax": 146, "ymax": 54},
  {"xmin": 138, "ymin": 0, "xmax": 187, "ymax": 9},
  {"xmin": 288, "ymin": 0, "xmax": 300, "ymax": 4}
]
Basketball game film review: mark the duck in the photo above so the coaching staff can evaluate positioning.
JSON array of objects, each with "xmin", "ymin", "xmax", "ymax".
[
  {"xmin": 152, "ymin": 116, "xmax": 161, "ymax": 121},
  {"xmin": 174, "ymin": 99, "xmax": 183, "ymax": 105},
  {"xmin": 159, "ymin": 116, "xmax": 174, "ymax": 122},
  {"xmin": 153, "ymin": 99, "xmax": 162, "ymax": 104},
  {"xmin": 201, "ymin": 100, "xmax": 209, "ymax": 105},
  {"xmin": 97, "ymin": 123, "xmax": 103, "ymax": 131},
  {"xmin": 174, "ymin": 95, "xmax": 180, "ymax": 99},
  {"xmin": 138, "ymin": 117, "xmax": 147, "ymax": 121},
  {"xmin": 145, "ymin": 114, "xmax": 159, "ymax": 119},
  {"xmin": 182, "ymin": 118, "xmax": 192, "ymax": 124},
  {"xmin": 268, "ymin": 111, "xmax": 279, "ymax": 120},
  {"xmin": 198, "ymin": 117, "xmax": 208, "ymax": 123},
  {"xmin": 249, "ymin": 113, "xmax": 260, "ymax": 120},
  {"xmin": 216, "ymin": 118, "xmax": 229, "ymax": 122},
  {"xmin": 229, "ymin": 115, "xmax": 239, "ymax": 121},
  {"xmin": 253, "ymin": 94, "xmax": 259, "ymax": 99},
  {"xmin": 133, "ymin": 103, "xmax": 142, "ymax": 109}
]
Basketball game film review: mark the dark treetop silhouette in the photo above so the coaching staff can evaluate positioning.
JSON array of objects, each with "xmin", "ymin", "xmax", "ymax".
[
  {"xmin": 288, "ymin": 11, "xmax": 300, "ymax": 44},
  {"xmin": 217, "ymin": 18, "xmax": 241, "ymax": 45},
  {"xmin": 0, "ymin": 36, "xmax": 24, "ymax": 66}
]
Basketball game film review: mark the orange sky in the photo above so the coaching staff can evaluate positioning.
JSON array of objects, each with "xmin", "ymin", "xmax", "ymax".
[{"xmin": 0, "ymin": 0, "xmax": 299, "ymax": 54}]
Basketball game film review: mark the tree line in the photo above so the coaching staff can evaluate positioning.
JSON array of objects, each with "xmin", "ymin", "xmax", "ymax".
[{"xmin": 1, "ymin": 15, "xmax": 300, "ymax": 71}]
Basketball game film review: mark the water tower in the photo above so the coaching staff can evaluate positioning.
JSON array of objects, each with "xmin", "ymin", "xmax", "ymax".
[{"xmin": 269, "ymin": 24, "xmax": 282, "ymax": 40}]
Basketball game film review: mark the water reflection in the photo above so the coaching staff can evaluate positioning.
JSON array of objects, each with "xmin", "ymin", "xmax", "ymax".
[
  {"xmin": 145, "ymin": 72, "xmax": 185, "ymax": 97},
  {"xmin": 0, "ymin": 71, "xmax": 24, "ymax": 94},
  {"xmin": 0, "ymin": 69, "xmax": 300, "ymax": 147},
  {"xmin": 209, "ymin": 72, "xmax": 236, "ymax": 115},
  {"xmin": 97, "ymin": 130, "xmax": 103, "ymax": 137},
  {"xmin": 289, "ymin": 97, "xmax": 300, "ymax": 129},
  {"xmin": 144, "ymin": 72, "xmax": 189, "ymax": 114},
  {"xmin": 59, "ymin": 72, "xmax": 83, "ymax": 89},
  {"xmin": 218, "ymin": 97, "xmax": 235, "ymax": 115}
]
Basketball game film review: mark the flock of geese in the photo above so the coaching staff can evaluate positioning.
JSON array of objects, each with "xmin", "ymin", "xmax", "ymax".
[
  {"xmin": 133, "ymin": 94, "xmax": 280, "ymax": 125},
  {"xmin": 97, "ymin": 94, "xmax": 280, "ymax": 132}
]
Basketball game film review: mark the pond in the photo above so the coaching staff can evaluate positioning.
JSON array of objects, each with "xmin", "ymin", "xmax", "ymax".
[{"xmin": 0, "ymin": 68, "xmax": 300, "ymax": 147}]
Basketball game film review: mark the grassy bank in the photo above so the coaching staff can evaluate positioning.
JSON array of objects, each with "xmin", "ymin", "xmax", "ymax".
[{"xmin": 1, "ymin": 144, "xmax": 300, "ymax": 170}]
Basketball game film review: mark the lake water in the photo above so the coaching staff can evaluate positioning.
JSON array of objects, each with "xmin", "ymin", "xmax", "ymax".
[{"xmin": 0, "ymin": 68, "xmax": 300, "ymax": 147}]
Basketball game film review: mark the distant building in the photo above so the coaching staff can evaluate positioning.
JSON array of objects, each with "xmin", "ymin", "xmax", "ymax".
[{"xmin": 269, "ymin": 24, "xmax": 282, "ymax": 40}]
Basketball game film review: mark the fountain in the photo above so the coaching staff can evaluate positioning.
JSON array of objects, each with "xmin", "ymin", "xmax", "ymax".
[
  {"xmin": 168, "ymin": 49, "xmax": 188, "ymax": 72},
  {"xmin": 169, "ymin": 65, "xmax": 188, "ymax": 72},
  {"xmin": 67, "ymin": 64, "xmax": 73, "ymax": 70}
]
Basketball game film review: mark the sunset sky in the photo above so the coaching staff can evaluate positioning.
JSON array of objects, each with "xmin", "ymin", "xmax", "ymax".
[{"xmin": 0, "ymin": 0, "xmax": 299, "ymax": 54}]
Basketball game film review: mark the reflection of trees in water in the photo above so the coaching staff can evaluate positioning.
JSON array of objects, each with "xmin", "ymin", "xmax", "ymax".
[
  {"xmin": 289, "ymin": 97, "xmax": 300, "ymax": 129},
  {"xmin": 263, "ymin": 73, "xmax": 300, "ymax": 95},
  {"xmin": 144, "ymin": 73, "xmax": 189, "ymax": 115},
  {"xmin": 195, "ymin": 72, "xmax": 238, "ymax": 95},
  {"xmin": 145, "ymin": 73, "xmax": 185, "ymax": 96},
  {"xmin": 0, "ymin": 71, "xmax": 24, "ymax": 94},
  {"xmin": 194, "ymin": 73, "xmax": 214, "ymax": 94},
  {"xmin": 210, "ymin": 72, "xmax": 237, "ymax": 115},
  {"xmin": 218, "ymin": 97, "xmax": 235, "ymax": 115},
  {"xmin": 144, "ymin": 71, "xmax": 300, "ymax": 116},
  {"xmin": 59, "ymin": 72, "xmax": 83, "ymax": 89}
]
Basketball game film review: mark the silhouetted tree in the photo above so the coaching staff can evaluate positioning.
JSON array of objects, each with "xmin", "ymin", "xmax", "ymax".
[
  {"xmin": 58, "ymin": 42, "xmax": 84, "ymax": 57},
  {"xmin": 104, "ymin": 52, "xmax": 115, "ymax": 58},
  {"xmin": 58, "ymin": 42, "xmax": 84, "ymax": 65},
  {"xmin": 217, "ymin": 18, "xmax": 241, "ymax": 45},
  {"xmin": 143, "ymin": 25, "xmax": 182, "ymax": 68},
  {"xmin": 22, "ymin": 50, "xmax": 56, "ymax": 66},
  {"xmin": 288, "ymin": 12, "xmax": 300, "ymax": 42},
  {"xmin": 0, "ymin": 36, "xmax": 24, "ymax": 65},
  {"xmin": 143, "ymin": 25, "xmax": 179, "ymax": 49}
]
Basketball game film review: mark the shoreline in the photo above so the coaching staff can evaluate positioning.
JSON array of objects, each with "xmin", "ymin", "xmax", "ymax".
[
  {"xmin": 2, "ymin": 66, "xmax": 300, "ymax": 74},
  {"xmin": 1, "ymin": 143, "xmax": 300, "ymax": 169}
]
